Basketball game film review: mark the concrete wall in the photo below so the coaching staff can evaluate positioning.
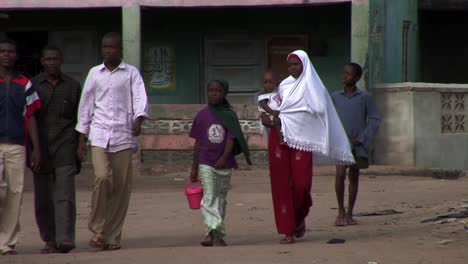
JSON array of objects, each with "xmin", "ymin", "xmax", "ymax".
[
  {"xmin": 374, "ymin": 87, "xmax": 415, "ymax": 165},
  {"xmin": 375, "ymin": 83, "xmax": 468, "ymax": 170}
]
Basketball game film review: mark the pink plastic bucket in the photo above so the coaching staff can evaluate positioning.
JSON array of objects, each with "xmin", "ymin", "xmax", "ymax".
[{"xmin": 185, "ymin": 182, "xmax": 203, "ymax": 210}]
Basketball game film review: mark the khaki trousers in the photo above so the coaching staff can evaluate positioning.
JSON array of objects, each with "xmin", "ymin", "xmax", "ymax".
[
  {"xmin": 0, "ymin": 144, "xmax": 25, "ymax": 253},
  {"xmin": 89, "ymin": 147, "xmax": 132, "ymax": 245}
]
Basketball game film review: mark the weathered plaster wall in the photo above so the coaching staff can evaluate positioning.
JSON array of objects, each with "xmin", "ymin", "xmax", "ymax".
[{"xmin": 374, "ymin": 87, "xmax": 415, "ymax": 165}]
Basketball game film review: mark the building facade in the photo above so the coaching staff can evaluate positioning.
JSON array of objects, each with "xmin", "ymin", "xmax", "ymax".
[{"xmin": 2, "ymin": 0, "xmax": 468, "ymax": 169}]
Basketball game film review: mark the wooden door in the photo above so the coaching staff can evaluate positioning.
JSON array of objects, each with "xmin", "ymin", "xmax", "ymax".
[
  {"xmin": 204, "ymin": 35, "xmax": 264, "ymax": 104},
  {"xmin": 266, "ymin": 35, "xmax": 309, "ymax": 82}
]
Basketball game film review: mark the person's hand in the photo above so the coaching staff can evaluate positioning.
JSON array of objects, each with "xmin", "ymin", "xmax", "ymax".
[
  {"xmin": 77, "ymin": 136, "xmax": 87, "ymax": 161},
  {"xmin": 214, "ymin": 157, "xmax": 227, "ymax": 169},
  {"xmin": 132, "ymin": 117, "xmax": 144, "ymax": 136},
  {"xmin": 260, "ymin": 112, "xmax": 274, "ymax": 128},
  {"xmin": 30, "ymin": 148, "xmax": 41, "ymax": 172},
  {"xmin": 352, "ymin": 137, "xmax": 361, "ymax": 145}
]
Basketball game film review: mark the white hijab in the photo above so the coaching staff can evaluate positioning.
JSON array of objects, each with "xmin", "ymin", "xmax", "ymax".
[{"xmin": 278, "ymin": 50, "xmax": 354, "ymax": 165}]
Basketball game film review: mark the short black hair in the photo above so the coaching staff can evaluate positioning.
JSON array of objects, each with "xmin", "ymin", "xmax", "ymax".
[
  {"xmin": 0, "ymin": 38, "xmax": 17, "ymax": 50},
  {"xmin": 41, "ymin": 45, "xmax": 62, "ymax": 57},
  {"xmin": 102, "ymin": 32, "xmax": 122, "ymax": 48},
  {"xmin": 346, "ymin": 62, "xmax": 363, "ymax": 79}
]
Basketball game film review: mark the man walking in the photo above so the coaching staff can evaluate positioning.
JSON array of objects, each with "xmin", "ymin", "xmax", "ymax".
[
  {"xmin": 0, "ymin": 39, "xmax": 41, "ymax": 255},
  {"xmin": 31, "ymin": 45, "xmax": 81, "ymax": 254},
  {"xmin": 76, "ymin": 32, "xmax": 148, "ymax": 251}
]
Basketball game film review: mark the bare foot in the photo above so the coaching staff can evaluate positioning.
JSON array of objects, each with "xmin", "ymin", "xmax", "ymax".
[
  {"xmin": 280, "ymin": 235, "xmax": 295, "ymax": 244},
  {"xmin": 214, "ymin": 239, "xmax": 227, "ymax": 247}
]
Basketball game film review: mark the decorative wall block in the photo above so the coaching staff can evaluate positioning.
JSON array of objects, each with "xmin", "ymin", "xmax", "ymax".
[
  {"xmin": 143, "ymin": 119, "xmax": 263, "ymax": 135},
  {"xmin": 441, "ymin": 93, "xmax": 466, "ymax": 133}
]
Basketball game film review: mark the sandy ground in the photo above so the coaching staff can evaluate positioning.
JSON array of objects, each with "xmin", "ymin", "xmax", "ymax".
[{"xmin": 1, "ymin": 166, "xmax": 467, "ymax": 264}]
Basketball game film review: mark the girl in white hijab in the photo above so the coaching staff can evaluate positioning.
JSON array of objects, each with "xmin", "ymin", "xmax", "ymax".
[{"xmin": 262, "ymin": 50, "xmax": 353, "ymax": 244}]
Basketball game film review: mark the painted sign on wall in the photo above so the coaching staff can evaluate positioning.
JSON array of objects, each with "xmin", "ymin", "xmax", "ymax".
[{"xmin": 143, "ymin": 44, "xmax": 176, "ymax": 94}]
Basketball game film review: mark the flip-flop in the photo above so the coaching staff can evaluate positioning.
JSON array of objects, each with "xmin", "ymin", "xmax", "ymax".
[
  {"xmin": 1, "ymin": 250, "xmax": 18, "ymax": 255},
  {"xmin": 334, "ymin": 217, "xmax": 347, "ymax": 226},
  {"xmin": 345, "ymin": 217, "xmax": 358, "ymax": 225}
]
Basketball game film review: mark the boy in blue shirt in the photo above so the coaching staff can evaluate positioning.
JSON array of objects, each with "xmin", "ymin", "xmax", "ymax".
[{"xmin": 331, "ymin": 63, "xmax": 381, "ymax": 226}]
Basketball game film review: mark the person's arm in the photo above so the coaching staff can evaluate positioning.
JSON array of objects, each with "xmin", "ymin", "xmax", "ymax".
[
  {"xmin": 259, "ymin": 99, "xmax": 280, "ymax": 116},
  {"xmin": 75, "ymin": 70, "xmax": 96, "ymax": 160},
  {"xmin": 27, "ymin": 115, "xmax": 41, "ymax": 171},
  {"xmin": 130, "ymin": 68, "xmax": 149, "ymax": 136},
  {"xmin": 214, "ymin": 138, "xmax": 235, "ymax": 169},
  {"xmin": 356, "ymin": 94, "xmax": 381, "ymax": 149},
  {"xmin": 190, "ymin": 140, "xmax": 200, "ymax": 182}
]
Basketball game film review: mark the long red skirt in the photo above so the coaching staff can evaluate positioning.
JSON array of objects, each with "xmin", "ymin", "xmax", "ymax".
[{"xmin": 268, "ymin": 129, "xmax": 313, "ymax": 235}]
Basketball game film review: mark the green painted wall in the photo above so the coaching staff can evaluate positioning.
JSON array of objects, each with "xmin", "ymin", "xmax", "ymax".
[
  {"xmin": 369, "ymin": 0, "xmax": 420, "ymax": 86},
  {"xmin": 142, "ymin": 4, "xmax": 351, "ymax": 103},
  {"xmin": 383, "ymin": 0, "xmax": 419, "ymax": 83},
  {"xmin": 141, "ymin": 32, "xmax": 201, "ymax": 104},
  {"xmin": 351, "ymin": 0, "xmax": 369, "ymax": 90}
]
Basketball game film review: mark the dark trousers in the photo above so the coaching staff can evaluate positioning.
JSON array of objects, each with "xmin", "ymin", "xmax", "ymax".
[{"xmin": 33, "ymin": 165, "xmax": 76, "ymax": 245}]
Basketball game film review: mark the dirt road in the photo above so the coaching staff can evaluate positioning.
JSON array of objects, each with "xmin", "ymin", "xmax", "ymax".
[{"xmin": 2, "ymin": 167, "xmax": 467, "ymax": 264}]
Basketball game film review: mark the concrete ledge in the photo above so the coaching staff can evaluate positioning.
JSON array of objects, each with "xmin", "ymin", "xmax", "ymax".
[
  {"xmin": 149, "ymin": 104, "xmax": 260, "ymax": 120},
  {"xmin": 375, "ymin": 82, "xmax": 468, "ymax": 92},
  {"xmin": 139, "ymin": 134, "xmax": 268, "ymax": 151}
]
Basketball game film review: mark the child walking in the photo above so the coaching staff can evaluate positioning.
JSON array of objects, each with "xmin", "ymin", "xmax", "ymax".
[
  {"xmin": 257, "ymin": 71, "xmax": 284, "ymax": 144},
  {"xmin": 331, "ymin": 62, "xmax": 381, "ymax": 226},
  {"xmin": 190, "ymin": 79, "xmax": 251, "ymax": 247}
]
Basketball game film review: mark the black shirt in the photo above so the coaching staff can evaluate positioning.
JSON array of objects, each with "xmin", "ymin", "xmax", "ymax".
[{"xmin": 31, "ymin": 73, "xmax": 81, "ymax": 173}]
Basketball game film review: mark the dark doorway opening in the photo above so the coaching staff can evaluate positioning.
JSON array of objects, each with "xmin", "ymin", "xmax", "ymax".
[{"xmin": 7, "ymin": 31, "xmax": 48, "ymax": 78}]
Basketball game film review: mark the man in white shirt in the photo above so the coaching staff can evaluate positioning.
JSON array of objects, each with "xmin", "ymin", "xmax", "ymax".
[{"xmin": 75, "ymin": 32, "xmax": 148, "ymax": 251}]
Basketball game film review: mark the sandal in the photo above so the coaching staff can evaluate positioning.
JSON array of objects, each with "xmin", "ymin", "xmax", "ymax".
[
  {"xmin": 295, "ymin": 220, "xmax": 306, "ymax": 238},
  {"xmin": 103, "ymin": 244, "xmax": 121, "ymax": 251},
  {"xmin": 334, "ymin": 217, "xmax": 347, "ymax": 227},
  {"xmin": 40, "ymin": 243, "xmax": 57, "ymax": 254},
  {"xmin": 89, "ymin": 235, "xmax": 106, "ymax": 249},
  {"xmin": 280, "ymin": 235, "xmax": 295, "ymax": 244},
  {"xmin": 57, "ymin": 240, "xmax": 75, "ymax": 253},
  {"xmin": 345, "ymin": 217, "xmax": 357, "ymax": 225},
  {"xmin": 200, "ymin": 232, "xmax": 214, "ymax": 247},
  {"xmin": 214, "ymin": 239, "xmax": 227, "ymax": 247}
]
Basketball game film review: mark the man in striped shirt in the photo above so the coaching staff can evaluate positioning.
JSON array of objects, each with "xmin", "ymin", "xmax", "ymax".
[{"xmin": 0, "ymin": 38, "xmax": 41, "ymax": 255}]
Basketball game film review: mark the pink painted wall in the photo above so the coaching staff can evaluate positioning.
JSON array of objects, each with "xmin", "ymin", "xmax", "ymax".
[
  {"xmin": 1, "ymin": 0, "xmax": 121, "ymax": 9},
  {"xmin": 1, "ymin": 0, "xmax": 350, "ymax": 9}
]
